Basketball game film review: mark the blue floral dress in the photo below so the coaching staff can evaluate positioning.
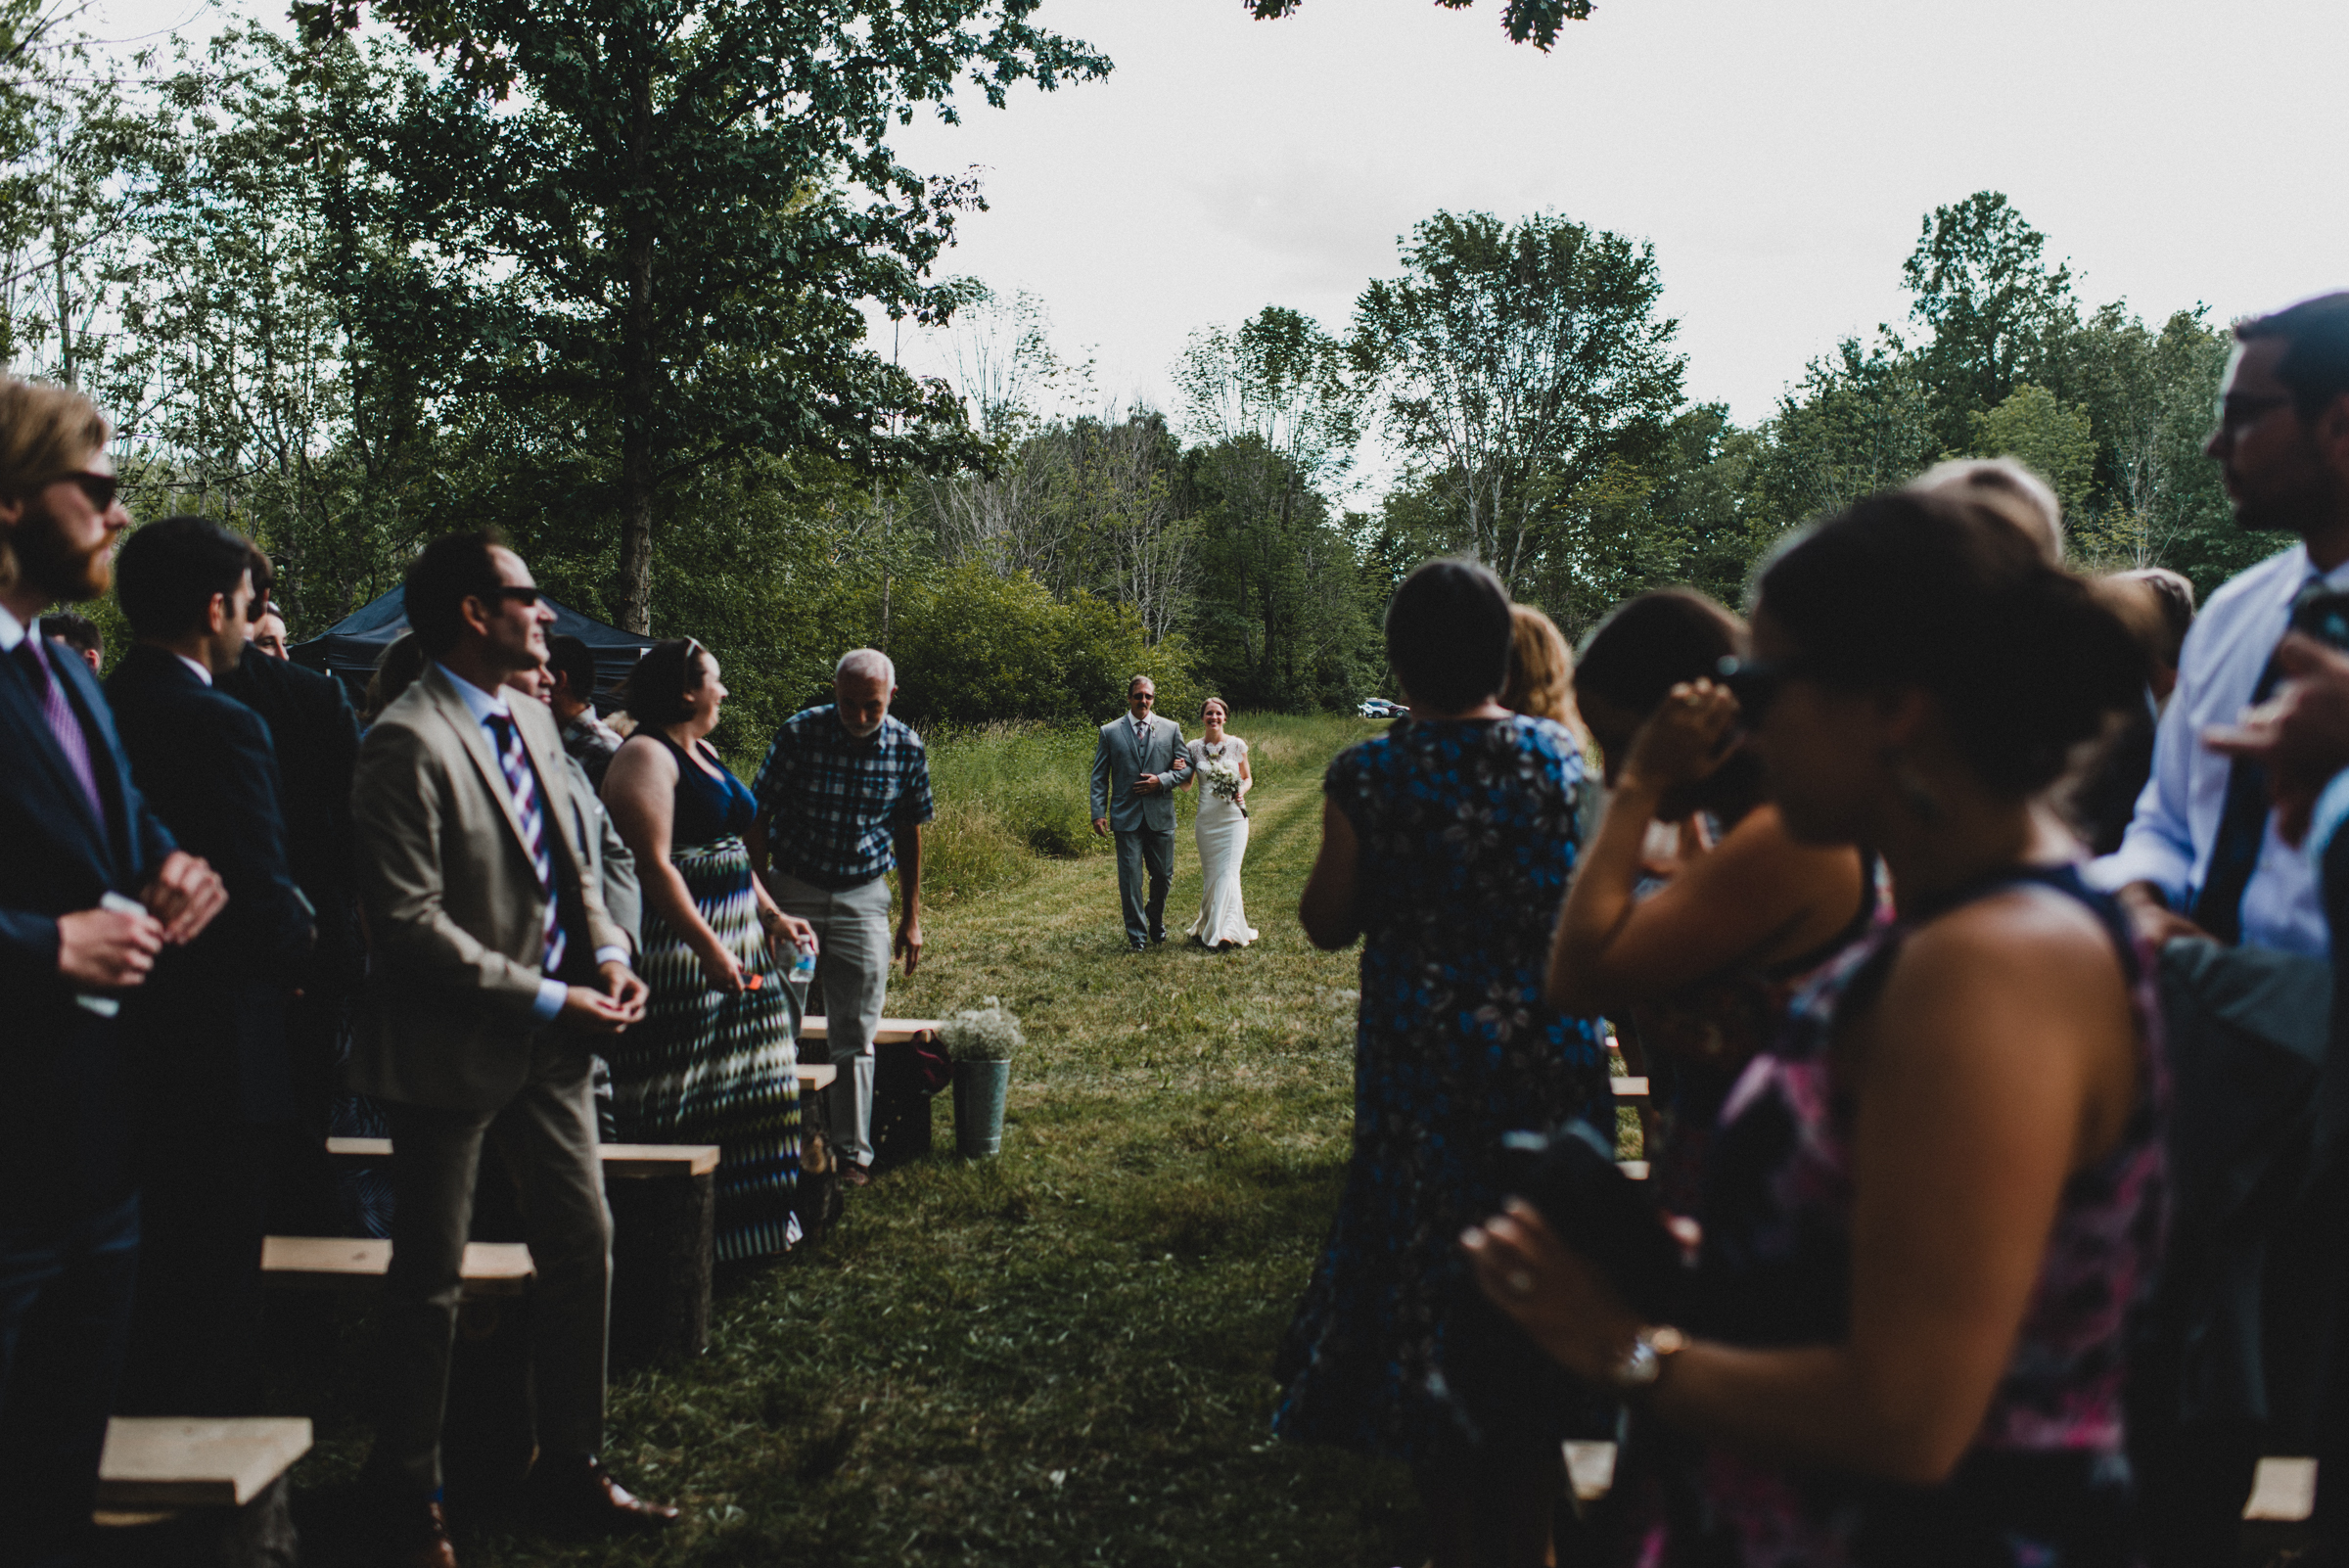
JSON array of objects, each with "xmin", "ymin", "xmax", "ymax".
[
  {"xmin": 1640, "ymin": 864, "xmax": 2168, "ymax": 1567},
  {"xmin": 1273, "ymin": 715, "xmax": 1610, "ymax": 1462}
]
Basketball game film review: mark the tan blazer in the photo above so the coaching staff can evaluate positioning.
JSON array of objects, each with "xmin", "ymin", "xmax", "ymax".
[{"xmin": 348, "ymin": 663, "xmax": 627, "ymax": 1111}]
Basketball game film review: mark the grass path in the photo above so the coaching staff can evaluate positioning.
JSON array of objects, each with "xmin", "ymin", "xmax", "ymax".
[{"xmin": 453, "ymin": 715, "xmax": 1422, "ymax": 1566}]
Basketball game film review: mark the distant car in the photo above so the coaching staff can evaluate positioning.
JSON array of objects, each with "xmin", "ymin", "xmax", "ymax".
[{"xmin": 1358, "ymin": 698, "xmax": 1402, "ymax": 718}]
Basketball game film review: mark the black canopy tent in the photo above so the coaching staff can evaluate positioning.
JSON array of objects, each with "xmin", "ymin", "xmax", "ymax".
[{"xmin": 290, "ymin": 586, "xmax": 654, "ymax": 711}]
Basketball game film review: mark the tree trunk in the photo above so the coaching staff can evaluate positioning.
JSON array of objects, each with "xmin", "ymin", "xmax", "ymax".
[{"xmin": 616, "ymin": 55, "xmax": 657, "ymax": 635}]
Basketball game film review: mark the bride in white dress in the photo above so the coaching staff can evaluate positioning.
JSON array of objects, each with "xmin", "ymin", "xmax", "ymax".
[{"xmin": 1185, "ymin": 698, "xmax": 1259, "ymax": 949}]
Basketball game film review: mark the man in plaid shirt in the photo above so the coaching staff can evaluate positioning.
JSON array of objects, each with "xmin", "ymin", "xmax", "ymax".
[{"xmin": 751, "ymin": 648, "xmax": 934, "ymax": 1182}]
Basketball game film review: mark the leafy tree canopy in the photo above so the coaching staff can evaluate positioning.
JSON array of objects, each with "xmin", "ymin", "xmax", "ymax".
[{"xmin": 1244, "ymin": 0, "xmax": 1592, "ymax": 52}]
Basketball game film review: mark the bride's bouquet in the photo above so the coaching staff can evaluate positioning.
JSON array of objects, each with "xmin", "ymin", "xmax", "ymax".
[{"xmin": 1203, "ymin": 756, "xmax": 1245, "ymax": 813}]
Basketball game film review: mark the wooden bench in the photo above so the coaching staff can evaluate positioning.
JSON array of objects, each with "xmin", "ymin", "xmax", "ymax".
[
  {"xmin": 97, "ymin": 1416, "xmax": 311, "ymax": 1511},
  {"xmin": 325, "ymin": 1134, "xmax": 782, "ymax": 1170},
  {"xmin": 259, "ymin": 1236, "xmax": 534, "ymax": 1297},
  {"xmin": 1611, "ymin": 1077, "xmax": 1649, "ymax": 1098},
  {"xmin": 2245, "ymin": 1455, "xmax": 2318, "ymax": 1522},
  {"xmin": 95, "ymin": 1415, "xmax": 312, "ymax": 1560},
  {"xmin": 796, "ymin": 1017, "xmax": 939, "ymax": 1044}
]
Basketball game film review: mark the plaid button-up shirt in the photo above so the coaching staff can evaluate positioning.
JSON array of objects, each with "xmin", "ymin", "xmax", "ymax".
[{"xmin": 752, "ymin": 704, "xmax": 935, "ymax": 890}]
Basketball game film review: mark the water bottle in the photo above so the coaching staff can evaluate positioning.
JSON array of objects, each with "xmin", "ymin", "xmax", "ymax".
[{"xmin": 785, "ymin": 938, "xmax": 817, "ymax": 1013}]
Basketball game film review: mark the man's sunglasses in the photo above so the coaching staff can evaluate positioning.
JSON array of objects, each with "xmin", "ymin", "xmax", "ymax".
[
  {"xmin": 49, "ymin": 471, "xmax": 118, "ymax": 511},
  {"xmin": 477, "ymin": 585, "xmax": 544, "ymax": 608}
]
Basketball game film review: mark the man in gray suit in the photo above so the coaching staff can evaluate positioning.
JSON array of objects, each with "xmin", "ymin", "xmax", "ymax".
[
  {"xmin": 1091, "ymin": 674, "xmax": 1193, "ymax": 950},
  {"xmin": 350, "ymin": 531, "xmax": 671, "ymax": 1566}
]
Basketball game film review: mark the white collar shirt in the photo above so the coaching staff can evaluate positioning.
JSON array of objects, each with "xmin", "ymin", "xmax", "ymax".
[
  {"xmin": 174, "ymin": 652, "xmax": 212, "ymax": 687},
  {"xmin": 0, "ymin": 602, "xmax": 25, "ymax": 655},
  {"xmin": 2087, "ymin": 541, "xmax": 2349, "ymax": 956}
]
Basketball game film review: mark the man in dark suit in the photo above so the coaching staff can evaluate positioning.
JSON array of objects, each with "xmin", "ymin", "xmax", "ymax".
[
  {"xmin": 0, "ymin": 379, "xmax": 225, "ymax": 1567},
  {"xmin": 221, "ymin": 542, "xmax": 364, "ymax": 1235},
  {"xmin": 107, "ymin": 516, "xmax": 316, "ymax": 1417}
]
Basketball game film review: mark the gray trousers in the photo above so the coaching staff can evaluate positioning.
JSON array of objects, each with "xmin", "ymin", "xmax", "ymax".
[
  {"xmin": 1116, "ymin": 828, "xmax": 1174, "ymax": 945},
  {"xmin": 771, "ymin": 871, "xmax": 893, "ymax": 1167},
  {"xmin": 368, "ymin": 1034, "xmax": 610, "ymax": 1496}
]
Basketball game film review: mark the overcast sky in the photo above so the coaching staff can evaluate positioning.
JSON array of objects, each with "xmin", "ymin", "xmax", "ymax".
[{"xmin": 87, "ymin": 0, "xmax": 2349, "ymax": 439}]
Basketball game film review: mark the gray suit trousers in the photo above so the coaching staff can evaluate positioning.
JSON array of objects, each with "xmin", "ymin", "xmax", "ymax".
[
  {"xmin": 1117, "ymin": 828, "xmax": 1174, "ymax": 945},
  {"xmin": 770, "ymin": 870, "xmax": 893, "ymax": 1167},
  {"xmin": 369, "ymin": 1033, "xmax": 611, "ymax": 1495}
]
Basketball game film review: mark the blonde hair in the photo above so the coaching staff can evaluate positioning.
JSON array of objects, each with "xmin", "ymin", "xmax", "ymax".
[
  {"xmin": 1502, "ymin": 604, "xmax": 1587, "ymax": 743},
  {"xmin": 1909, "ymin": 457, "xmax": 2065, "ymax": 565},
  {"xmin": 0, "ymin": 379, "xmax": 111, "ymax": 596}
]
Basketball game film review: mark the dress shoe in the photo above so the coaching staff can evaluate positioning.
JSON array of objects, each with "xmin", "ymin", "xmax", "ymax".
[
  {"xmin": 529, "ymin": 1454, "xmax": 678, "ymax": 1536},
  {"xmin": 379, "ymin": 1498, "xmax": 457, "ymax": 1568},
  {"xmin": 841, "ymin": 1162, "xmax": 873, "ymax": 1189},
  {"xmin": 1128, "ymin": 937, "xmax": 1147, "ymax": 952}
]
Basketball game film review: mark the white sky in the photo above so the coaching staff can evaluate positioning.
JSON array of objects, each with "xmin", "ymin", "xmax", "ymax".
[{"xmin": 85, "ymin": 0, "xmax": 2349, "ymax": 440}]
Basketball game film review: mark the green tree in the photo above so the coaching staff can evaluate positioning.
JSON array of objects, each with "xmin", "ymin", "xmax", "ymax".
[
  {"xmin": 1244, "ymin": 0, "xmax": 1591, "ymax": 51},
  {"xmin": 1966, "ymin": 384, "xmax": 2096, "ymax": 515},
  {"xmin": 1352, "ymin": 210, "xmax": 1683, "ymax": 594},
  {"xmin": 1747, "ymin": 335, "xmax": 1938, "ymax": 529},
  {"xmin": 319, "ymin": 0, "xmax": 1110, "ymax": 630},
  {"xmin": 1902, "ymin": 192, "xmax": 2078, "ymax": 446}
]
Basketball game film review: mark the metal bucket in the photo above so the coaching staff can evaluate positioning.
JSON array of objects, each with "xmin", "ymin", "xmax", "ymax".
[{"xmin": 950, "ymin": 1059, "xmax": 1011, "ymax": 1158}]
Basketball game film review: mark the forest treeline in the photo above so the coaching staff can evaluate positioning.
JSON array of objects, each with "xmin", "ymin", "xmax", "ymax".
[{"xmin": 0, "ymin": 6, "xmax": 2247, "ymax": 748}]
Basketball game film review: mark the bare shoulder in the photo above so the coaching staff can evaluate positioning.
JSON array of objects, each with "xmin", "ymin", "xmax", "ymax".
[
  {"xmin": 1888, "ymin": 879, "xmax": 2130, "ymax": 1018},
  {"xmin": 608, "ymin": 732, "xmax": 679, "ymax": 787}
]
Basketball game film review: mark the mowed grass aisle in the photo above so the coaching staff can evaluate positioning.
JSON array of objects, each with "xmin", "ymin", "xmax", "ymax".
[{"xmin": 482, "ymin": 714, "xmax": 1422, "ymax": 1566}]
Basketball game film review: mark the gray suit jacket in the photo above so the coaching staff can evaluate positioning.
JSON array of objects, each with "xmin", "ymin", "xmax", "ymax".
[
  {"xmin": 348, "ymin": 664, "xmax": 627, "ymax": 1111},
  {"xmin": 1091, "ymin": 713, "xmax": 1192, "ymax": 834}
]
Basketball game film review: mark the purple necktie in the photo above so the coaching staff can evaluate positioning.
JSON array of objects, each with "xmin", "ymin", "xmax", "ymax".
[
  {"xmin": 484, "ymin": 712, "xmax": 566, "ymax": 975},
  {"xmin": 16, "ymin": 635, "xmax": 103, "ymax": 824}
]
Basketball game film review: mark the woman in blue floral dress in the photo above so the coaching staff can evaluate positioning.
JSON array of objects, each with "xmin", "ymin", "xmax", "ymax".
[
  {"xmin": 1466, "ymin": 493, "xmax": 2166, "ymax": 1567},
  {"xmin": 1281, "ymin": 558, "xmax": 1610, "ymax": 1568}
]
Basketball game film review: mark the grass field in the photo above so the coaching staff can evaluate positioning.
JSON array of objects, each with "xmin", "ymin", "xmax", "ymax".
[{"xmin": 292, "ymin": 711, "xmax": 1433, "ymax": 1566}]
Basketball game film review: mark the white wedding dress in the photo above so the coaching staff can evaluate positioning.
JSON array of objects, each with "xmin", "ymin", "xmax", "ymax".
[{"xmin": 1186, "ymin": 736, "xmax": 1259, "ymax": 948}]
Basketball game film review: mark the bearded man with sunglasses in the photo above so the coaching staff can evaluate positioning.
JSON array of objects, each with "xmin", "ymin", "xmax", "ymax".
[
  {"xmin": 348, "ymin": 530, "xmax": 670, "ymax": 1565},
  {"xmin": 0, "ymin": 381, "xmax": 227, "ymax": 1568}
]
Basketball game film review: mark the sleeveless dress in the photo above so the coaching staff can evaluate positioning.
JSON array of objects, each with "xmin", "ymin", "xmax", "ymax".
[
  {"xmin": 605, "ymin": 733, "xmax": 802, "ymax": 1262},
  {"xmin": 1185, "ymin": 735, "xmax": 1257, "ymax": 948},
  {"xmin": 1630, "ymin": 851, "xmax": 1891, "ymax": 1219},
  {"xmin": 1644, "ymin": 864, "xmax": 2168, "ymax": 1568},
  {"xmin": 1272, "ymin": 715, "xmax": 1612, "ymax": 1462}
]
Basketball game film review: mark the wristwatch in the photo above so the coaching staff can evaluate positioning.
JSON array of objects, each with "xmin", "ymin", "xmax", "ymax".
[{"xmin": 1609, "ymin": 1325, "xmax": 1686, "ymax": 1393}]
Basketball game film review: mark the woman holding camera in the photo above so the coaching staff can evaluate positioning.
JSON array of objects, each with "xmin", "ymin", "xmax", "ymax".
[{"xmin": 1468, "ymin": 494, "xmax": 2165, "ymax": 1565}]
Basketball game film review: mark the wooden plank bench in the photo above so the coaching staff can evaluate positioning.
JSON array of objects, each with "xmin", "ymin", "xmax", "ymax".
[
  {"xmin": 1611, "ymin": 1077, "xmax": 1649, "ymax": 1098},
  {"xmin": 97, "ymin": 1416, "xmax": 311, "ymax": 1511},
  {"xmin": 325, "ymin": 1134, "xmax": 784, "ymax": 1170},
  {"xmin": 259, "ymin": 1236, "xmax": 533, "ymax": 1297},
  {"xmin": 94, "ymin": 1416, "xmax": 313, "ymax": 1556},
  {"xmin": 797, "ymin": 1017, "xmax": 939, "ymax": 1044},
  {"xmin": 2245, "ymin": 1455, "xmax": 2318, "ymax": 1521}
]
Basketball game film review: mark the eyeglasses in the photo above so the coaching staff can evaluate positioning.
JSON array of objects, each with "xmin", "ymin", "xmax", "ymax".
[
  {"xmin": 48, "ymin": 471, "xmax": 118, "ymax": 511},
  {"xmin": 482, "ymin": 585, "xmax": 543, "ymax": 607},
  {"xmin": 2214, "ymin": 392, "xmax": 2293, "ymax": 434}
]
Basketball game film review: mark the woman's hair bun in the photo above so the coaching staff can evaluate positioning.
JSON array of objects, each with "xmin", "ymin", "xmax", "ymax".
[{"xmin": 1756, "ymin": 491, "xmax": 2146, "ymax": 797}]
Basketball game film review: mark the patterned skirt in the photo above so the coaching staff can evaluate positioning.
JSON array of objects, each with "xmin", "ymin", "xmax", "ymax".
[{"xmin": 606, "ymin": 834, "xmax": 800, "ymax": 1262}]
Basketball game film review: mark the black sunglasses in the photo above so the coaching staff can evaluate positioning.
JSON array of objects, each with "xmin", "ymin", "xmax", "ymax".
[
  {"xmin": 51, "ymin": 470, "xmax": 118, "ymax": 511},
  {"xmin": 480, "ymin": 585, "xmax": 543, "ymax": 608},
  {"xmin": 1714, "ymin": 655, "xmax": 1811, "ymax": 722}
]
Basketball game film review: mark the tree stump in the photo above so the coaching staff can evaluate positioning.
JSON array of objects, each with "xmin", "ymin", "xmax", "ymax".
[{"xmin": 606, "ymin": 1149, "xmax": 716, "ymax": 1369}]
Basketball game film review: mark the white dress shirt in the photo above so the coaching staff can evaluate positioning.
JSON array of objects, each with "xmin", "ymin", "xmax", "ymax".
[
  {"xmin": 436, "ymin": 663, "xmax": 627, "ymax": 1020},
  {"xmin": 0, "ymin": 601, "xmax": 26, "ymax": 653},
  {"xmin": 2087, "ymin": 542, "xmax": 2349, "ymax": 957}
]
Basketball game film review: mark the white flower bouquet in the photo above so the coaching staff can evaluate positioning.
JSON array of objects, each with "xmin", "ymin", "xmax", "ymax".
[
  {"xmin": 939, "ymin": 996, "xmax": 1026, "ymax": 1063},
  {"xmin": 1203, "ymin": 757, "xmax": 1244, "ymax": 807}
]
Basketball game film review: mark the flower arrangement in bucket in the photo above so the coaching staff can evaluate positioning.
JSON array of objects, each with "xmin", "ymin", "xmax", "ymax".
[{"xmin": 939, "ymin": 997, "xmax": 1024, "ymax": 1157}]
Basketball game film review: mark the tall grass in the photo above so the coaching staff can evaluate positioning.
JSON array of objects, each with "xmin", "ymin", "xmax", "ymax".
[{"xmin": 915, "ymin": 713, "xmax": 1371, "ymax": 909}]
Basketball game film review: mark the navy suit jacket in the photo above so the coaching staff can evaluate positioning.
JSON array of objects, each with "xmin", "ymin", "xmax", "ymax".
[
  {"xmin": 0, "ymin": 629, "xmax": 177, "ymax": 1220},
  {"xmin": 107, "ymin": 646, "xmax": 314, "ymax": 1127},
  {"xmin": 217, "ymin": 649, "xmax": 362, "ymax": 994}
]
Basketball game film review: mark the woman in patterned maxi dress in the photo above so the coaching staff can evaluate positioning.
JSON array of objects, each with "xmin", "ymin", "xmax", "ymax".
[
  {"xmin": 1284, "ymin": 559, "xmax": 1611, "ymax": 1568},
  {"xmin": 602, "ymin": 640, "xmax": 812, "ymax": 1262}
]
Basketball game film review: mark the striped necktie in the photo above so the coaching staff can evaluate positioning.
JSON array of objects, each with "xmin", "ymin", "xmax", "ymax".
[
  {"xmin": 484, "ymin": 711, "xmax": 566, "ymax": 975},
  {"xmin": 14, "ymin": 635, "xmax": 103, "ymax": 826}
]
